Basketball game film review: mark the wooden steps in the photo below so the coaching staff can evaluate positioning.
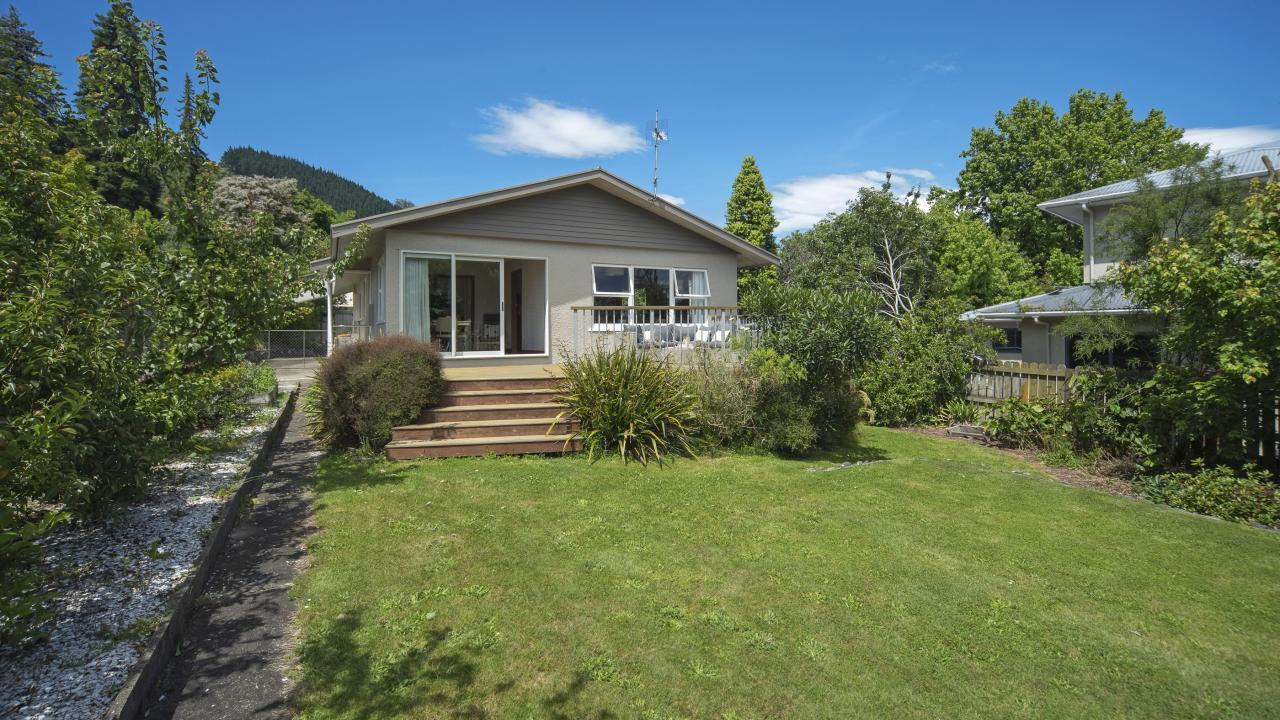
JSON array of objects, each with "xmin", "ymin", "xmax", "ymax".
[{"xmin": 388, "ymin": 375, "xmax": 578, "ymax": 459}]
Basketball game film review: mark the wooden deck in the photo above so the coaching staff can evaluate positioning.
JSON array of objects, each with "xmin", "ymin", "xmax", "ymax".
[{"xmin": 441, "ymin": 363, "xmax": 563, "ymax": 381}]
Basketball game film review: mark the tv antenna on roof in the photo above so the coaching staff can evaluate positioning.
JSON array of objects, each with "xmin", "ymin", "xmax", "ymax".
[{"xmin": 651, "ymin": 110, "xmax": 669, "ymax": 195}]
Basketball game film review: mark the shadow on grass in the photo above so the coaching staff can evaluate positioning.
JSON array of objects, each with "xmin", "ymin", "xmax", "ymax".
[
  {"xmin": 297, "ymin": 609, "xmax": 517, "ymax": 719},
  {"xmin": 803, "ymin": 442, "xmax": 890, "ymax": 464},
  {"xmin": 542, "ymin": 672, "xmax": 618, "ymax": 720},
  {"xmin": 308, "ymin": 450, "xmax": 415, "ymax": 494}
]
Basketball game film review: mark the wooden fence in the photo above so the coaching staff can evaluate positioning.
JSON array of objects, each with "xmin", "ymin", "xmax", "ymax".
[{"xmin": 966, "ymin": 361, "xmax": 1075, "ymax": 403}]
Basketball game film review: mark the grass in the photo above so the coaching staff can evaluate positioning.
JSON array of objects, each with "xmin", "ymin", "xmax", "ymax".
[{"xmin": 293, "ymin": 427, "xmax": 1280, "ymax": 719}]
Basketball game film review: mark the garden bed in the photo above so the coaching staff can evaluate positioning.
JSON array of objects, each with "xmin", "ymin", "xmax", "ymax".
[{"xmin": 0, "ymin": 401, "xmax": 288, "ymax": 720}]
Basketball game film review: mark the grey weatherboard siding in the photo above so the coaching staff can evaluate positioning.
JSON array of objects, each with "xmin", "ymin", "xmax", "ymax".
[{"xmin": 407, "ymin": 185, "xmax": 724, "ymax": 253}]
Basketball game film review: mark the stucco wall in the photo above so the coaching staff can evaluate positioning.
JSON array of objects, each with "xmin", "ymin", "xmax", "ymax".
[{"xmin": 382, "ymin": 229, "xmax": 739, "ymax": 365}]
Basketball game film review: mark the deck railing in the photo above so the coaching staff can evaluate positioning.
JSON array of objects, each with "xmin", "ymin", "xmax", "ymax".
[
  {"xmin": 569, "ymin": 305, "xmax": 756, "ymax": 363},
  {"xmin": 967, "ymin": 361, "xmax": 1075, "ymax": 403}
]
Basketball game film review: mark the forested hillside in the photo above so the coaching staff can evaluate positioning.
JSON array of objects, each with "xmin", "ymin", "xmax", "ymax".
[{"xmin": 220, "ymin": 146, "xmax": 394, "ymax": 217}]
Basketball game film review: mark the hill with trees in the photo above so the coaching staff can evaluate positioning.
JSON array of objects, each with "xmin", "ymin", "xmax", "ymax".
[{"xmin": 219, "ymin": 146, "xmax": 395, "ymax": 218}]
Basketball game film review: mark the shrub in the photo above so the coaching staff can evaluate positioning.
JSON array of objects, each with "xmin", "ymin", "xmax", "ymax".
[
  {"xmin": 981, "ymin": 368, "xmax": 1150, "ymax": 474},
  {"xmin": 556, "ymin": 346, "xmax": 697, "ymax": 464},
  {"xmin": 983, "ymin": 398, "xmax": 1068, "ymax": 450},
  {"xmin": 1138, "ymin": 465, "xmax": 1280, "ymax": 526},
  {"xmin": 748, "ymin": 285, "xmax": 883, "ymax": 447},
  {"xmin": 305, "ymin": 336, "xmax": 445, "ymax": 449},
  {"xmin": 744, "ymin": 349, "xmax": 819, "ymax": 454},
  {"xmin": 934, "ymin": 398, "xmax": 985, "ymax": 426},
  {"xmin": 858, "ymin": 299, "xmax": 998, "ymax": 427},
  {"xmin": 0, "ymin": 509, "xmax": 66, "ymax": 645},
  {"xmin": 686, "ymin": 351, "xmax": 757, "ymax": 449}
]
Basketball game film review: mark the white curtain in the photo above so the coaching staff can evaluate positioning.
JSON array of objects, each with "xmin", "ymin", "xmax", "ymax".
[
  {"xmin": 685, "ymin": 269, "xmax": 708, "ymax": 296},
  {"xmin": 404, "ymin": 257, "xmax": 430, "ymax": 340}
]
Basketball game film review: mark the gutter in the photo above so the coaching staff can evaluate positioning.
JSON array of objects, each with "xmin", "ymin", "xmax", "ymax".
[
  {"xmin": 971, "ymin": 308, "xmax": 1150, "ymax": 320},
  {"xmin": 1081, "ymin": 202, "xmax": 1094, "ymax": 284}
]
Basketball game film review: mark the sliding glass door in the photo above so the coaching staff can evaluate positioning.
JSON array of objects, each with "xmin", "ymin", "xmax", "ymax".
[
  {"xmin": 403, "ymin": 253, "xmax": 503, "ymax": 357},
  {"xmin": 453, "ymin": 257, "xmax": 503, "ymax": 356}
]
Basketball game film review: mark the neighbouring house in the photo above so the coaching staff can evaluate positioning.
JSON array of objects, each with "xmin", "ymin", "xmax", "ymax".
[
  {"xmin": 962, "ymin": 145, "xmax": 1278, "ymax": 368},
  {"xmin": 321, "ymin": 168, "xmax": 779, "ymax": 368}
]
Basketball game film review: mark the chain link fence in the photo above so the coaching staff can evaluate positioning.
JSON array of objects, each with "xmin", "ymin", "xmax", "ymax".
[{"xmin": 250, "ymin": 330, "xmax": 328, "ymax": 361}]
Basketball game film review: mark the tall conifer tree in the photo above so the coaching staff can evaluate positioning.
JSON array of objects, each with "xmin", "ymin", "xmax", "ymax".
[{"xmin": 725, "ymin": 155, "xmax": 779, "ymax": 253}]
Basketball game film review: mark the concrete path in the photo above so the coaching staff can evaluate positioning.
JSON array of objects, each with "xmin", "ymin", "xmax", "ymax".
[
  {"xmin": 147, "ymin": 401, "xmax": 319, "ymax": 720},
  {"xmin": 268, "ymin": 358, "xmax": 319, "ymax": 393}
]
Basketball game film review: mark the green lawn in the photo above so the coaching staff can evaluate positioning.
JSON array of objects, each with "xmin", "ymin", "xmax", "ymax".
[{"xmin": 293, "ymin": 428, "xmax": 1280, "ymax": 719}]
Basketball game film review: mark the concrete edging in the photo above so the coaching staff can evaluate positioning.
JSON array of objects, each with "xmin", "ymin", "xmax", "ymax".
[{"xmin": 101, "ymin": 388, "xmax": 299, "ymax": 720}]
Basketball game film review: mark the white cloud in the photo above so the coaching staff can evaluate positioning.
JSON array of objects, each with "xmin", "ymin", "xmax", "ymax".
[
  {"xmin": 657, "ymin": 193, "xmax": 685, "ymax": 206},
  {"xmin": 1182, "ymin": 125, "xmax": 1280, "ymax": 151},
  {"xmin": 774, "ymin": 169, "xmax": 936, "ymax": 233},
  {"xmin": 474, "ymin": 98, "xmax": 646, "ymax": 158},
  {"xmin": 922, "ymin": 62, "xmax": 957, "ymax": 73}
]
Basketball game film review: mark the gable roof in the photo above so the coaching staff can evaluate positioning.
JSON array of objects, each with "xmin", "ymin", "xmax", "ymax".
[
  {"xmin": 1037, "ymin": 144, "xmax": 1279, "ymax": 225},
  {"xmin": 960, "ymin": 283, "xmax": 1147, "ymax": 321},
  {"xmin": 330, "ymin": 168, "xmax": 780, "ymax": 266}
]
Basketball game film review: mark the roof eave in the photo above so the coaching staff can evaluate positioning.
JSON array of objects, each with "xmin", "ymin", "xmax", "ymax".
[{"xmin": 329, "ymin": 169, "xmax": 781, "ymax": 267}]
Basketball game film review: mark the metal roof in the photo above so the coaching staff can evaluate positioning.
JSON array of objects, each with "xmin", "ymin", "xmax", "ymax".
[
  {"xmin": 329, "ymin": 168, "xmax": 780, "ymax": 267},
  {"xmin": 960, "ymin": 282, "xmax": 1147, "ymax": 321},
  {"xmin": 1037, "ymin": 144, "xmax": 1278, "ymax": 224}
]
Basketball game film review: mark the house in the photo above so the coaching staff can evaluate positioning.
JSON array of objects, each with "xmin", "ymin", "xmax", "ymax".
[
  {"xmin": 962, "ymin": 145, "xmax": 1278, "ymax": 367},
  {"xmin": 321, "ymin": 168, "xmax": 779, "ymax": 369}
]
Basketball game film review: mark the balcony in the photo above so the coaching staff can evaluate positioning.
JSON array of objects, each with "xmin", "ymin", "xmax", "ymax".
[{"xmin": 569, "ymin": 305, "xmax": 756, "ymax": 361}]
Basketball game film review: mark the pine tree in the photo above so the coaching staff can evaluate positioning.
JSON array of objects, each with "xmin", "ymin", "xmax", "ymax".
[
  {"xmin": 74, "ymin": 0, "xmax": 166, "ymax": 213},
  {"xmin": 0, "ymin": 5, "xmax": 69, "ymax": 144},
  {"xmin": 725, "ymin": 155, "xmax": 779, "ymax": 253}
]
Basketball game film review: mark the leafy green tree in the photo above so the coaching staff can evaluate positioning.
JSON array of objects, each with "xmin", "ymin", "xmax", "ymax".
[
  {"xmin": 750, "ymin": 284, "xmax": 887, "ymax": 446},
  {"xmin": 954, "ymin": 90, "xmax": 1204, "ymax": 266},
  {"xmin": 1041, "ymin": 247, "xmax": 1083, "ymax": 289},
  {"xmin": 858, "ymin": 299, "xmax": 998, "ymax": 426},
  {"xmin": 783, "ymin": 177, "xmax": 941, "ymax": 318},
  {"xmin": 1119, "ymin": 178, "xmax": 1280, "ymax": 475},
  {"xmin": 932, "ymin": 209, "xmax": 1039, "ymax": 307},
  {"xmin": 1, "ymin": 51, "xmax": 159, "ymax": 509},
  {"xmin": 74, "ymin": 0, "xmax": 167, "ymax": 213},
  {"xmin": 1101, "ymin": 157, "xmax": 1250, "ymax": 260}
]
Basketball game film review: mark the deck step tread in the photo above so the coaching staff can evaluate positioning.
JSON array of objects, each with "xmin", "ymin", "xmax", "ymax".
[
  {"xmin": 445, "ymin": 388, "xmax": 559, "ymax": 397},
  {"xmin": 387, "ymin": 433, "xmax": 577, "ymax": 448},
  {"xmin": 396, "ymin": 417, "xmax": 571, "ymax": 430},
  {"xmin": 429, "ymin": 402, "xmax": 566, "ymax": 413}
]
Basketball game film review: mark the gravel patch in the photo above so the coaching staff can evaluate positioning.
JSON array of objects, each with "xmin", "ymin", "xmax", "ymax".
[{"xmin": 0, "ymin": 407, "xmax": 284, "ymax": 720}]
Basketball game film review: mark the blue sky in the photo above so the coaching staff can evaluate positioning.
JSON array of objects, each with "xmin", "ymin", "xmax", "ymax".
[{"xmin": 20, "ymin": 0, "xmax": 1280, "ymax": 232}]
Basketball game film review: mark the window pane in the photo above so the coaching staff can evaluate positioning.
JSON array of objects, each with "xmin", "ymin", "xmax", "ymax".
[
  {"xmin": 593, "ymin": 265, "xmax": 630, "ymax": 294},
  {"xmin": 675, "ymin": 269, "xmax": 709, "ymax": 297},
  {"xmin": 633, "ymin": 268, "xmax": 670, "ymax": 306},
  {"xmin": 592, "ymin": 295, "xmax": 627, "ymax": 325}
]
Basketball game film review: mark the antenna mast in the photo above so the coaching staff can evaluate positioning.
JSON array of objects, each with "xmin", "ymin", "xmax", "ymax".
[{"xmin": 651, "ymin": 110, "xmax": 668, "ymax": 195}]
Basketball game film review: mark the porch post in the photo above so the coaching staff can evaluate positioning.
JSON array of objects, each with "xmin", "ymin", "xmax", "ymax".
[{"xmin": 325, "ymin": 278, "xmax": 334, "ymax": 357}]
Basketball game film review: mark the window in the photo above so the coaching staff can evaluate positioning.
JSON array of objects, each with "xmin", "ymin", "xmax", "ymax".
[
  {"xmin": 592, "ymin": 265, "xmax": 631, "ymax": 325},
  {"xmin": 632, "ymin": 268, "xmax": 671, "ymax": 324},
  {"xmin": 994, "ymin": 327, "xmax": 1021, "ymax": 352},
  {"xmin": 590, "ymin": 265, "xmax": 711, "ymax": 326},
  {"xmin": 674, "ymin": 269, "xmax": 710, "ymax": 323}
]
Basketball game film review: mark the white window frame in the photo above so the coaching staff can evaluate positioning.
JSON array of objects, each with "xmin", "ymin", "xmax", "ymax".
[
  {"xmin": 399, "ymin": 250, "xmax": 551, "ymax": 360},
  {"xmin": 373, "ymin": 254, "xmax": 386, "ymax": 325},
  {"xmin": 589, "ymin": 264, "xmax": 711, "ymax": 329}
]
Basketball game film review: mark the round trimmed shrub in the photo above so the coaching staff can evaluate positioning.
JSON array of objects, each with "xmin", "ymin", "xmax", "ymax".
[{"xmin": 305, "ymin": 335, "xmax": 445, "ymax": 449}]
